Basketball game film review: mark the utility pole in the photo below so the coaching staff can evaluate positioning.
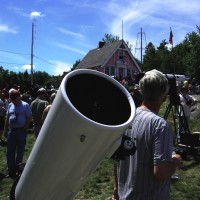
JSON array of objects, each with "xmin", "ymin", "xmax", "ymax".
[
  {"xmin": 140, "ymin": 27, "xmax": 143, "ymax": 65},
  {"xmin": 31, "ymin": 22, "xmax": 34, "ymax": 85},
  {"xmin": 134, "ymin": 27, "xmax": 147, "ymax": 65}
]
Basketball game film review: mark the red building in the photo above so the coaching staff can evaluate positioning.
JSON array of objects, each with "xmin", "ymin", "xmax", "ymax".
[{"xmin": 75, "ymin": 39, "xmax": 142, "ymax": 82}]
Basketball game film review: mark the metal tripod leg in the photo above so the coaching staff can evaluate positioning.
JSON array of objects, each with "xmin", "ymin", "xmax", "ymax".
[
  {"xmin": 174, "ymin": 104, "xmax": 190, "ymax": 135},
  {"xmin": 164, "ymin": 104, "xmax": 172, "ymax": 119},
  {"xmin": 164, "ymin": 104, "xmax": 179, "ymax": 144},
  {"xmin": 164, "ymin": 103, "xmax": 191, "ymax": 145}
]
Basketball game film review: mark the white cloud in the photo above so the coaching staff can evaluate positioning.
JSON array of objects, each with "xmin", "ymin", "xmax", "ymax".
[
  {"xmin": 92, "ymin": 0, "xmax": 199, "ymax": 62},
  {"xmin": 49, "ymin": 60, "xmax": 71, "ymax": 75},
  {"xmin": 57, "ymin": 27, "xmax": 85, "ymax": 40},
  {"xmin": 54, "ymin": 42, "xmax": 87, "ymax": 55},
  {"xmin": 30, "ymin": 11, "xmax": 45, "ymax": 19},
  {"xmin": 8, "ymin": 7, "xmax": 45, "ymax": 20},
  {"xmin": 0, "ymin": 24, "xmax": 17, "ymax": 34},
  {"xmin": 103, "ymin": 0, "xmax": 200, "ymax": 46},
  {"xmin": 22, "ymin": 64, "xmax": 35, "ymax": 70}
]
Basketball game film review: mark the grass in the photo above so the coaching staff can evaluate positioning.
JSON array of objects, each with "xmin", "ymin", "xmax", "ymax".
[
  {"xmin": 0, "ymin": 132, "xmax": 35, "ymax": 200},
  {"xmin": 0, "ymin": 100, "xmax": 200, "ymax": 200}
]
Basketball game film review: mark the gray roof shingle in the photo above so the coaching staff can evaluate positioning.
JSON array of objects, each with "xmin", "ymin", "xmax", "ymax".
[{"xmin": 76, "ymin": 40, "xmax": 123, "ymax": 69}]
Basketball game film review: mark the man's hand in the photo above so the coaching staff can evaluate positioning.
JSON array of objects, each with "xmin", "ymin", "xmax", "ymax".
[
  {"xmin": 112, "ymin": 188, "xmax": 119, "ymax": 200},
  {"xmin": 172, "ymin": 153, "xmax": 183, "ymax": 169}
]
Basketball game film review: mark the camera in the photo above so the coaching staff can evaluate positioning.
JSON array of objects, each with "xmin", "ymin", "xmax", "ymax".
[
  {"xmin": 111, "ymin": 134, "xmax": 137, "ymax": 161},
  {"xmin": 164, "ymin": 74, "xmax": 190, "ymax": 106}
]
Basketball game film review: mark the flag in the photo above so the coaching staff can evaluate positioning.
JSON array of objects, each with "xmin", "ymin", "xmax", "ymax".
[{"xmin": 169, "ymin": 27, "xmax": 173, "ymax": 45}]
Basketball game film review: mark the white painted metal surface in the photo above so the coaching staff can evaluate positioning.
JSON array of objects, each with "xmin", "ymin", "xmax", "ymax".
[{"xmin": 15, "ymin": 69, "xmax": 136, "ymax": 200}]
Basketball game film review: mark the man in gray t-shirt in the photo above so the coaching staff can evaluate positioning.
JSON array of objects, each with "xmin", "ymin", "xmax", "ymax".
[
  {"xmin": 113, "ymin": 70, "xmax": 183, "ymax": 200},
  {"xmin": 30, "ymin": 88, "xmax": 49, "ymax": 138}
]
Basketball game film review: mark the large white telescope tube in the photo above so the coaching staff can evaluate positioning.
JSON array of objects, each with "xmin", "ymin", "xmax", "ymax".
[{"xmin": 15, "ymin": 69, "xmax": 136, "ymax": 200}]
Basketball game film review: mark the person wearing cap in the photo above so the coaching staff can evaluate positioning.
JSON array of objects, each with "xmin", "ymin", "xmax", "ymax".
[
  {"xmin": 8, "ymin": 84, "xmax": 20, "ymax": 100},
  {"xmin": 3, "ymin": 90, "xmax": 32, "ymax": 179},
  {"xmin": 30, "ymin": 87, "xmax": 49, "ymax": 138}
]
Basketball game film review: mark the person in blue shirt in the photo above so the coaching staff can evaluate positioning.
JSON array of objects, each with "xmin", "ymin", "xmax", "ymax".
[{"xmin": 3, "ymin": 90, "xmax": 32, "ymax": 179}]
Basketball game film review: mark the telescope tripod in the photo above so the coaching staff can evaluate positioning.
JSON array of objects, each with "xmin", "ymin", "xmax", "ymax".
[
  {"xmin": 164, "ymin": 101, "xmax": 191, "ymax": 144},
  {"xmin": 164, "ymin": 100, "xmax": 200, "ymax": 161}
]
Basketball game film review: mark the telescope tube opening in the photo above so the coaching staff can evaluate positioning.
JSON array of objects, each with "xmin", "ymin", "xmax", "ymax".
[{"xmin": 66, "ymin": 74, "xmax": 131, "ymax": 125}]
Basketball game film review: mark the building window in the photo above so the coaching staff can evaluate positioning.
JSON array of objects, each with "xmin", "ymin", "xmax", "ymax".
[
  {"xmin": 110, "ymin": 67, "xmax": 115, "ymax": 76},
  {"xmin": 119, "ymin": 55, "xmax": 123, "ymax": 60},
  {"xmin": 105, "ymin": 67, "xmax": 109, "ymax": 75},
  {"xmin": 119, "ymin": 50, "xmax": 124, "ymax": 60},
  {"xmin": 127, "ymin": 69, "xmax": 130, "ymax": 76}
]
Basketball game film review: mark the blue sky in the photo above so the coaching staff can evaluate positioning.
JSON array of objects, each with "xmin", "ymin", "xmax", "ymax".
[{"xmin": 0, "ymin": 0, "xmax": 200, "ymax": 76}]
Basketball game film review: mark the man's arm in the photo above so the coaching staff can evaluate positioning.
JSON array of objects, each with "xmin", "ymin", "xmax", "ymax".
[
  {"xmin": 3, "ymin": 115, "xmax": 9, "ymax": 138},
  {"xmin": 154, "ymin": 153, "xmax": 183, "ymax": 182},
  {"xmin": 23, "ymin": 115, "xmax": 32, "ymax": 131},
  {"xmin": 112, "ymin": 162, "xmax": 119, "ymax": 200}
]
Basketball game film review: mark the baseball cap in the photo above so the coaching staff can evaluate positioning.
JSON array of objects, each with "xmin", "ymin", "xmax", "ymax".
[
  {"xmin": 9, "ymin": 90, "xmax": 20, "ymax": 101},
  {"xmin": 37, "ymin": 87, "xmax": 47, "ymax": 95}
]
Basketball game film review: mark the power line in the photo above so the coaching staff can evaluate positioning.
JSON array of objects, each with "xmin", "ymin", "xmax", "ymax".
[
  {"xmin": 34, "ymin": 55, "xmax": 68, "ymax": 71},
  {"xmin": 0, "ymin": 61, "xmax": 27, "ymax": 65},
  {"xmin": 0, "ymin": 49, "xmax": 30, "ymax": 56},
  {"xmin": 0, "ymin": 49, "xmax": 69, "ymax": 72},
  {"xmin": 34, "ymin": 55, "xmax": 56, "ymax": 66}
]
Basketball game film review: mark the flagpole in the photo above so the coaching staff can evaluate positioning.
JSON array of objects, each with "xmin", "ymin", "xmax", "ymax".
[
  {"xmin": 171, "ymin": 27, "xmax": 173, "ymax": 49},
  {"xmin": 31, "ymin": 22, "xmax": 34, "ymax": 86},
  {"xmin": 169, "ymin": 27, "xmax": 175, "ymax": 73},
  {"xmin": 169, "ymin": 27, "xmax": 173, "ymax": 49}
]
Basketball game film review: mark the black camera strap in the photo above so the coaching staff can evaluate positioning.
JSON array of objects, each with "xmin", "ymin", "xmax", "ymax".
[{"xmin": 111, "ymin": 125, "xmax": 137, "ymax": 161}]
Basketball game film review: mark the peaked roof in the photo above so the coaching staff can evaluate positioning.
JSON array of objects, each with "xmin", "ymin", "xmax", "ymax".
[{"xmin": 76, "ymin": 40, "xmax": 126, "ymax": 69}]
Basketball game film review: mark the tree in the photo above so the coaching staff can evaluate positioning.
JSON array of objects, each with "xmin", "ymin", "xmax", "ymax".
[
  {"xmin": 142, "ymin": 40, "xmax": 171, "ymax": 73},
  {"xmin": 71, "ymin": 59, "xmax": 81, "ymax": 71},
  {"xmin": 182, "ymin": 27, "xmax": 200, "ymax": 82},
  {"xmin": 142, "ymin": 26, "xmax": 200, "ymax": 83},
  {"xmin": 33, "ymin": 71, "xmax": 51, "ymax": 86},
  {"xmin": 101, "ymin": 33, "xmax": 133, "ymax": 51},
  {"xmin": 142, "ymin": 42, "xmax": 159, "ymax": 72},
  {"xmin": 156, "ymin": 39, "xmax": 171, "ymax": 73},
  {"xmin": 102, "ymin": 34, "xmax": 120, "ymax": 44}
]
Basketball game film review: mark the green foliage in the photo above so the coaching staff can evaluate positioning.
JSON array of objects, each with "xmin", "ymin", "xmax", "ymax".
[
  {"xmin": 0, "ymin": 67, "xmax": 59, "ymax": 93},
  {"xmin": 1, "ymin": 98, "xmax": 200, "ymax": 200},
  {"xmin": 170, "ymin": 160, "xmax": 200, "ymax": 200},
  {"xmin": 102, "ymin": 33, "xmax": 133, "ymax": 51},
  {"xmin": 1, "ymin": 117, "xmax": 200, "ymax": 199},
  {"xmin": 142, "ymin": 26, "xmax": 200, "ymax": 82},
  {"xmin": 33, "ymin": 71, "xmax": 51, "ymax": 86},
  {"xmin": 102, "ymin": 33, "xmax": 120, "ymax": 44},
  {"xmin": 71, "ymin": 59, "xmax": 81, "ymax": 71},
  {"xmin": 0, "ymin": 133, "xmax": 36, "ymax": 200},
  {"xmin": 143, "ymin": 42, "xmax": 159, "ymax": 71},
  {"xmin": 75, "ymin": 159, "xmax": 115, "ymax": 200}
]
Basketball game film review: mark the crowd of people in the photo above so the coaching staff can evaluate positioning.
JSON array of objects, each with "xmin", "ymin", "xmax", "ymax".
[
  {"xmin": 0, "ymin": 85, "xmax": 57, "ymax": 179},
  {"xmin": 182, "ymin": 78, "xmax": 200, "ymax": 95},
  {"xmin": 0, "ymin": 72, "xmax": 199, "ymax": 199}
]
